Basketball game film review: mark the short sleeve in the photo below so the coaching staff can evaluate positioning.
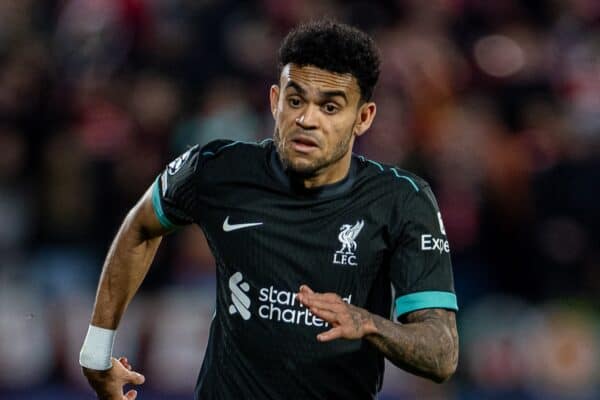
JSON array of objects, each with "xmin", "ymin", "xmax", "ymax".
[
  {"xmin": 389, "ymin": 185, "xmax": 458, "ymax": 319},
  {"xmin": 152, "ymin": 145, "xmax": 201, "ymax": 229}
]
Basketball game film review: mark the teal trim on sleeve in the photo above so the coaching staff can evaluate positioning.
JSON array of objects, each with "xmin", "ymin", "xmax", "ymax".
[
  {"xmin": 395, "ymin": 291, "xmax": 458, "ymax": 318},
  {"xmin": 151, "ymin": 178, "xmax": 178, "ymax": 230},
  {"xmin": 366, "ymin": 159, "xmax": 384, "ymax": 171},
  {"xmin": 390, "ymin": 168, "xmax": 419, "ymax": 192}
]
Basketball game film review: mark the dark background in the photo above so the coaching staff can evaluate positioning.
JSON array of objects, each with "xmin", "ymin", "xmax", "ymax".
[{"xmin": 0, "ymin": 0, "xmax": 599, "ymax": 399}]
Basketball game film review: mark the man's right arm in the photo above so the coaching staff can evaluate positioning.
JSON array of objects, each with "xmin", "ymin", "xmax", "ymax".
[
  {"xmin": 91, "ymin": 185, "xmax": 171, "ymax": 330},
  {"xmin": 81, "ymin": 185, "xmax": 172, "ymax": 400},
  {"xmin": 82, "ymin": 145, "xmax": 204, "ymax": 399}
]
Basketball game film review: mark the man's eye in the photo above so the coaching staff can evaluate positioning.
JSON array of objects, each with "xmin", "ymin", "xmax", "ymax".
[
  {"xmin": 288, "ymin": 98, "xmax": 302, "ymax": 107},
  {"xmin": 324, "ymin": 104, "xmax": 338, "ymax": 114}
]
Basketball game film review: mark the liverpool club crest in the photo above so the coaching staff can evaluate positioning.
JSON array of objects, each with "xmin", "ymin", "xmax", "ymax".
[{"xmin": 333, "ymin": 220, "xmax": 364, "ymax": 266}]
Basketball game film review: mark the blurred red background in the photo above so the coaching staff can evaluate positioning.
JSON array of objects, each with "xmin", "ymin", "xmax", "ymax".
[{"xmin": 0, "ymin": 1, "xmax": 599, "ymax": 399}]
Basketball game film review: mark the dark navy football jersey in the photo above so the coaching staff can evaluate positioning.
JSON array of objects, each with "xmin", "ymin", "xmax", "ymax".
[{"xmin": 151, "ymin": 139, "xmax": 458, "ymax": 400}]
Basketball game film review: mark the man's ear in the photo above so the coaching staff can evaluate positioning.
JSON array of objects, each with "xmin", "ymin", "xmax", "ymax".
[
  {"xmin": 354, "ymin": 102, "xmax": 377, "ymax": 137},
  {"xmin": 270, "ymin": 85, "xmax": 280, "ymax": 119}
]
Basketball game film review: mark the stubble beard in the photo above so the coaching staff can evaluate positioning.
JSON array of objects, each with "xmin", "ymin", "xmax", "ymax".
[{"xmin": 273, "ymin": 127, "xmax": 354, "ymax": 177}]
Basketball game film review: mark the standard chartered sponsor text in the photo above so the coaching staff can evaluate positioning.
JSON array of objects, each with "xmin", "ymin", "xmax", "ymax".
[{"xmin": 258, "ymin": 286, "xmax": 352, "ymax": 327}]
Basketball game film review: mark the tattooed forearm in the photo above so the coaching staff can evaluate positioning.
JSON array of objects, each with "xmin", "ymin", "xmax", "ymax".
[
  {"xmin": 295, "ymin": 287, "xmax": 458, "ymax": 381},
  {"xmin": 365, "ymin": 309, "xmax": 459, "ymax": 383}
]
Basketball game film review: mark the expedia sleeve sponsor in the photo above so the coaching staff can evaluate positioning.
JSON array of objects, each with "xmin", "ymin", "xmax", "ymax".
[
  {"xmin": 389, "ymin": 185, "xmax": 458, "ymax": 319},
  {"xmin": 152, "ymin": 145, "xmax": 202, "ymax": 229}
]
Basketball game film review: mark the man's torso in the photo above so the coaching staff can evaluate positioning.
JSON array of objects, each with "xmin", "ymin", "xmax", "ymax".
[{"xmin": 153, "ymin": 139, "xmax": 456, "ymax": 399}]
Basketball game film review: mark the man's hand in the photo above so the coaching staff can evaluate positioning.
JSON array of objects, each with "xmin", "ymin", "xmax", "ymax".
[
  {"xmin": 296, "ymin": 285, "xmax": 378, "ymax": 341},
  {"xmin": 297, "ymin": 285, "xmax": 459, "ymax": 382},
  {"xmin": 82, "ymin": 356, "xmax": 145, "ymax": 400}
]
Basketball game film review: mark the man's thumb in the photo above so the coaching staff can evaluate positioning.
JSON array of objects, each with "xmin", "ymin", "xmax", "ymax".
[{"xmin": 127, "ymin": 371, "xmax": 145, "ymax": 385}]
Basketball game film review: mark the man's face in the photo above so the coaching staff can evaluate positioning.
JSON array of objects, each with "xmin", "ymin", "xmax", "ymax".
[{"xmin": 270, "ymin": 64, "xmax": 374, "ymax": 177}]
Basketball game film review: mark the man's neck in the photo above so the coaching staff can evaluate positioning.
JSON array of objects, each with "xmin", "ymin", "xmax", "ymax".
[{"xmin": 290, "ymin": 153, "xmax": 352, "ymax": 189}]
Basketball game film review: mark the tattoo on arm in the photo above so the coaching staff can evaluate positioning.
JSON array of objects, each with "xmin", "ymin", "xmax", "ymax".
[{"xmin": 365, "ymin": 309, "xmax": 459, "ymax": 383}]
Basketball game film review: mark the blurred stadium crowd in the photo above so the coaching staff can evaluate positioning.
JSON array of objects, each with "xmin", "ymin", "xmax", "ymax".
[{"xmin": 0, "ymin": 0, "xmax": 599, "ymax": 399}]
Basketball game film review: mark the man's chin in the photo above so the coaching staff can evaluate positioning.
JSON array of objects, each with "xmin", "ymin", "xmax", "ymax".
[{"xmin": 281, "ymin": 155, "xmax": 320, "ymax": 176}]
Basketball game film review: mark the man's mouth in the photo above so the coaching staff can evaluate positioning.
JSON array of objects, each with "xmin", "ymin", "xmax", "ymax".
[{"xmin": 290, "ymin": 135, "xmax": 319, "ymax": 153}]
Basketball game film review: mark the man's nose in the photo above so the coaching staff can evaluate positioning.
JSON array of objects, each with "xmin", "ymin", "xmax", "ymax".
[{"xmin": 295, "ymin": 104, "xmax": 319, "ymax": 129}]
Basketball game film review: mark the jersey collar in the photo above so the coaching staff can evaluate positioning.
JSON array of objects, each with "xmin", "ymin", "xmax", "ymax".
[{"xmin": 268, "ymin": 143, "xmax": 358, "ymax": 198}]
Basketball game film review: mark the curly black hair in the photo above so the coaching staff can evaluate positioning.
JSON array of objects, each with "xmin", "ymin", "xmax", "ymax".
[{"xmin": 278, "ymin": 20, "xmax": 381, "ymax": 102}]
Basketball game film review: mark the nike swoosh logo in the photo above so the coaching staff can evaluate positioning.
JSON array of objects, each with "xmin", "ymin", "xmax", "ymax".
[{"xmin": 223, "ymin": 216, "xmax": 263, "ymax": 232}]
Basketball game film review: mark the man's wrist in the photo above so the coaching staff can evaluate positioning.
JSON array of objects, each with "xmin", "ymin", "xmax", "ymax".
[
  {"xmin": 360, "ymin": 310, "xmax": 384, "ymax": 338},
  {"xmin": 351, "ymin": 305, "xmax": 379, "ymax": 337},
  {"xmin": 79, "ymin": 325, "xmax": 116, "ymax": 370}
]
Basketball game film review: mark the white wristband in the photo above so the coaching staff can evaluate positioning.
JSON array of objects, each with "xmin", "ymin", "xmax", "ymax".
[{"xmin": 79, "ymin": 324, "xmax": 116, "ymax": 370}]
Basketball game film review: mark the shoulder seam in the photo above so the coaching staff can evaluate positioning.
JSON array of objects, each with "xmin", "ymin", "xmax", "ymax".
[
  {"xmin": 356, "ymin": 154, "xmax": 420, "ymax": 192},
  {"xmin": 201, "ymin": 138, "xmax": 273, "ymax": 157},
  {"xmin": 390, "ymin": 167, "xmax": 419, "ymax": 192}
]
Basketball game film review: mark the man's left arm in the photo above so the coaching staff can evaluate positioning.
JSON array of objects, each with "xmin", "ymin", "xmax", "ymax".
[
  {"xmin": 296, "ymin": 286, "xmax": 458, "ymax": 383},
  {"xmin": 366, "ymin": 307, "xmax": 458, "ymax": 382}
]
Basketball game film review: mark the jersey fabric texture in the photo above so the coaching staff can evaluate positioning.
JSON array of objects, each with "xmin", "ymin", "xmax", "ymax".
[{"xmin": 152, "ymin": 139, "xmax": 458, "ymax": 400}]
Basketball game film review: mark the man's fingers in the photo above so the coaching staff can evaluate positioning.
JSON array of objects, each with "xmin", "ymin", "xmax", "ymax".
[
  {"xmin": 317, "ymin": 327, "xmax": 342, "ymax": 342},
  {"xmin": 112, "ymin": 357, "xmax": 128, "ymax": 370},
  {"xmin": 299, "ymin": 284, "xmax": 314, "ymax": 294},
  {"xmin": 309, "ymin": 306, "xmax": 337, "ymax": 323},
  {"xmin": 298, "ymin": 290, "xmax": 342, "ymax": 306},
  {"xmin": 111, "ymin": 357, "xmax": 145, "ymax": 385},
  {"xmin": 118, "ymin": 357, "xmax": 132, "ymax": 370},
  {"xmin": 302, "ymin": 296, "xmax": 344, "ymax": 312},
  {"xmin": 305, "ymin": 291, "xmax": 342, "ymax": 302},
  {"xmin": 126, "ymin": 370, "xmax": 146, "ymax": 385},
  {"xmin": 124, "ymin": 389, "xmax": 138, "ymax": 400}
]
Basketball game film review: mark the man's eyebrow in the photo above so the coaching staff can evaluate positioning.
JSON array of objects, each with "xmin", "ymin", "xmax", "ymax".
[
  {"xmin": 285, "ymin": 81, "xmax": 348, "ymax": 103},
  {"xmin": 320, "ymin": 89, "xmax": 347, "ymax": 103},
  {"xmin": 284, "ymin": 81, "xmax": 306, "ymax": 95}
]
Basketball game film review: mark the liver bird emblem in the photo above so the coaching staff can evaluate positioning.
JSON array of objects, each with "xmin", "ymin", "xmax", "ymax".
[{"xmin": 337, "ymin": 220, "xmax": 365, "ymax": 254}]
